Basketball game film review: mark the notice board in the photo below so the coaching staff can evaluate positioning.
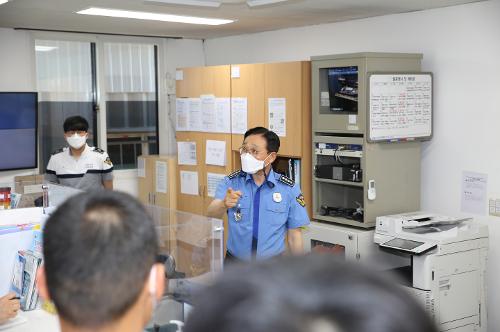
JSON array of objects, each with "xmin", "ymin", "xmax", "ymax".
[{"xmin": 368, "ymin": 72, "xmax": 433, "ymax": 142}]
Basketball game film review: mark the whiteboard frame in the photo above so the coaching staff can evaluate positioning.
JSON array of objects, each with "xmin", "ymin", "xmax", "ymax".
[{"xmin": 367, "ymin": 72, "xmax": 433, "ymax": 143}]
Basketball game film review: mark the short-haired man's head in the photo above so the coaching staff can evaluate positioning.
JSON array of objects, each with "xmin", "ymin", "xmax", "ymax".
[
  {"xmin": 243, "ymin": 127, "xmax": 280, "ymax": 153},
  {"xmin": 184, "ymin": 255, "xmax": 438, "ymax": 332},
  {"xmin": 43, "ymin": 191, "xmax": 158, "ymax": 328},
  {"xmin": 63, "ymin": 116, "xmax": 89, "ymax": 133}
]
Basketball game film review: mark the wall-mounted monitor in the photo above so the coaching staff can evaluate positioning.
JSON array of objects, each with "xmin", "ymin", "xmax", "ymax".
[
  {"xmin": 0, "ymin": 92, "xmax": 38, "ymax": 171},
  {"xmin": 328, "ymin": 66, "xmax": 358, "ymax": 114}
]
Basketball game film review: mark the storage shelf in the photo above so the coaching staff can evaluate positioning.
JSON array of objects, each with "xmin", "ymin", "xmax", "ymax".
[
  {"xmin": 313, "ymin": 214, "xmax": 367, "ymax": 228},
  {"xmin": 314, "ymin": 149, "xmax": 362, "ymax": 158},
  {"xmin": 314, "ymin": 177, "xmax": 364, "ymax": 187}
]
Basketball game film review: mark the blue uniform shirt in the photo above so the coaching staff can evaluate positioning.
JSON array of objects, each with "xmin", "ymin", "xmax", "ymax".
[{"xmin": 215, "ymin": 169, "xmax": 310, "ymax": 261}]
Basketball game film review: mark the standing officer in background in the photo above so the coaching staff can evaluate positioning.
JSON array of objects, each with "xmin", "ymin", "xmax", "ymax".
[
  {"xmin": 46, "ymin": 116, "xmax": 113, "ymax": 190},
  {"xmin": 207, "ymin": 127, "xmax": 310, "ymax": 262}
]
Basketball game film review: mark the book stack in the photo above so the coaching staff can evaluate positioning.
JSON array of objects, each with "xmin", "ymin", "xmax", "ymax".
[{"xmin": 11, "ymin": 250, "xmax": 43, "ymax": 311}]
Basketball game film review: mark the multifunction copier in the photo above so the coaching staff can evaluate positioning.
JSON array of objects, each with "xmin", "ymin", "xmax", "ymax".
[{"xmin": 374, "ymin": 212, "xmax": 488, "ymax": 332}]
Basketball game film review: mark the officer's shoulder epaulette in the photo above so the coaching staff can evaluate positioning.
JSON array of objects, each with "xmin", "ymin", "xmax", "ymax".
[
  {"xmin": 228, "ymin": 169, "xmax": 245, "ymax": 179},
  {"xmin": 51, "ymin": 148, "xmax": 65, "ymax": 155},
  {"xmin": 92, "ymin": 147, "xmax": 106, "ymax": 154},
  {"xmin": 278, "ymin": 174, "xmax": 295, "ymax": 187}
]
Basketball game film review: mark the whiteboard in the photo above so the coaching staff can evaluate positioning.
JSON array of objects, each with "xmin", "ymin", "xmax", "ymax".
[{"xmin": 368, "ymin": 73, "xmax": 433, "ymax": 142}]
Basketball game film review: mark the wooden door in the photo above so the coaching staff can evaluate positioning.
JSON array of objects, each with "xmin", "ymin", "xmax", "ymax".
[
  {"xmin": 230, "ymin": 63, "xmax": 265, "ymax": 151},
  {"xmin": 137, "ymin": 155, "xmax": 151, "ymax": 206},
  {"xmin": 264, "ymin": 61, "xmax": 304, "ymax": 158},
  {"xmin": 153, "ymin": 156, "xmax": 177, "ymax": 210},
  {"xmin": 202, "ymin": 133, "xmax": 234, "ymax": 215},
  {"xmin": 176, "ymin": 132, "xmax": 205, "ymax": 215}
]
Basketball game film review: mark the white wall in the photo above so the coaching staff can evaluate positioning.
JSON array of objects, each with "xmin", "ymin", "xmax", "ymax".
[
  {"xmin": 204, "ymin": 1, "xmax": 500, "ymax": 330},
  {"xmin": 159, "ymin": 38, "xmax": 205, "ymax": 155}
]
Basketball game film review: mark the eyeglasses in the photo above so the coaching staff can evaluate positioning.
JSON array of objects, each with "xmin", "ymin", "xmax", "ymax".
[
  {"xmin": 239, "ymin": 145, "xmax": 264, "ymax": 157},
  {"xmin": 65, "ymin": 130, "xmax": 87, "ymax": 136}
]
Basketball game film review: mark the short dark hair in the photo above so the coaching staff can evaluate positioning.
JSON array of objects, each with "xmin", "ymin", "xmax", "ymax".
[
  {"xmin": 63, "ymin": 116, "xmax": 89, "ymax": 132},
  {"xmin": 244, "ymin": 127, "xmax": 280, "ymax": 153},
  {"xmin": 184, "ymin": 255, "xmax": 438, "ymax": 332},
  {"xmin": 43, "ymin": 191, "xmax": 158, "ymax": 328}
]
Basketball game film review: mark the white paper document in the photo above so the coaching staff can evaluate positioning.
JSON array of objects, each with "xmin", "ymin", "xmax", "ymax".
[
  {"xmin": 215, "ymin": 98, "xmax": 231, "ymax": 133},
  {"xmin": 206, "ymin": 140, "xmax": 226, "ymax": 166},
  {"xmin": 155, "ymin": 161, "xmax": 168, "ymax": 194},
  {"xmin": 349, "ymin": 114, "xmax": 357, "ymax": 125},
  {"xmin": 188, "ymin": 98, "xmax": 202, "ymax": 131},
  {"xmin": 177, "ymin": 141, "xmax": 197, "ymax": 165},
  {"xmin": 461, "ymin": 171, "xmax": 488, "ymax": 215},
  {"xmin": 207, "ymin": 172, "xmax": 226, "ymax": 197},
  {"xmin": 231, "ymin": 66, "xmax": 240, "ymax": 78},
  {"xmin": 268, "ymin": 98, "xmax": 286, "ymax": 137},
  {"xmin": 320, "ymin": 91, "xmax": 330, "ymax": 107},
  {"xmin": 180, "ymin": 171, "xmax": 199, "ymax": 196},
  {"xmin": 231, "ymin": 97, "xmax": 248, "ymax": 134},
  {"xmin": 201, "ymin": 94, "xmax": 216, "ymax": 132},
  {"xmin": 175, "ymin": 70, "xmax": 183, "ymax": 81},
  {"xmin": 175, "ymin": 98, "xmax": 189, "ymax": 131},
  {"xmin": 23, "ymin": 184, "xmax": 43, "ymax": 194},
  {"xmin": 137, "ymin": 157, "xmax": 145, "ymax": 178}
]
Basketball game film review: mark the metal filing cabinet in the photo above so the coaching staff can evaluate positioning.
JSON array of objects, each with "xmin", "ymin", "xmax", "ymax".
[{"xmin": 311, "ymin": 53, "xmax": 423, "ymax": 228}]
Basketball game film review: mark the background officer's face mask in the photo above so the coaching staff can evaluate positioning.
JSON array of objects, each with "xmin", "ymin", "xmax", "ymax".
[
  {"xmin": 66, "ymin": 133, "xmax": 87, "ymax": 149},
  {"xmin": 241, "ymin": 153, "xmax": 271, "ymax": 174}
]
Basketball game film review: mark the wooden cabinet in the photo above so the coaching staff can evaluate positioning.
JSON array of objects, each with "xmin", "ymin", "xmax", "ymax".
[
  {"xmin": 264, "ymin": 61, "xmax": 311, "ymax": 158},
  {"xmin": 175, "ymin": 65, "xmax": 232, "ymax": 216},
  {"xmin": 229, "ymin": 61, "xmax": 312, "ymax": 216},
  {"xmin": 137, "ymin": 155, "xmax": 177, "ymax": 210},
  {"xmin": 176, "ymin": 62, "xmax": 312, "ymax": 218}
]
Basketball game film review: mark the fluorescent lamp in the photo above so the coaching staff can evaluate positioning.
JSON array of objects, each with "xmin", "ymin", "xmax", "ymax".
[
  {"xmin": 35, "ymin": 46, "xmax": 58, "ymax": 52},
  {"xmin": 77, "ymin": 7, "xmax": 234, "ymax": 25},
  {"xmin": 247, "ymin": 0, "xmax": 288, "ymax": 7},
  {"xmin": 145, "ymin": 0, "xmax": 221, "ymax": 8},
  {"xmin": 0, "ymin": 0, "xmax": 9, "ymax": 5}
]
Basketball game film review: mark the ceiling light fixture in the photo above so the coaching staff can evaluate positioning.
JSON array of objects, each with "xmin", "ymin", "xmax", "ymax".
[
  {"xmin": 77, "ymin": 7, "xmax": 234, "ymax": 25},
  {"xmin": 144, "ymin": 0, "xmax": 221, "ymax": 8},
  {"xmin": 0, "ymin": 0, "xmax": 9, "ymax": 5},
  {"xmin": 35, "ymin": 46, "xmax": 58, "ymax": 52},
  {"xmin": 246, "ymin": 0, "xmax": 288, "ymax": 7}
]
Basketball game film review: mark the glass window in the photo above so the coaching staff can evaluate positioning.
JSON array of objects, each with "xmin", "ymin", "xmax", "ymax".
[
  {"xmin": 35, "ymin": 40, "xmax": 96, "ymax": 172},
  {"xmin": 103, "ymin": 43, "xmax": 158, "ymax": 170}
]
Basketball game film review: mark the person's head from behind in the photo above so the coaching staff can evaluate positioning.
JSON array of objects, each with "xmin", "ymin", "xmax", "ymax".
[
  {"xmin": 37, "ymin": 191, "xmax": 165, "ymax": 331},
  {"xmin": 63, "ymin": 116, "xmax": 89, "ymax": 149},
  {"xmin": 184, "ymin": 255, "xmax": 438, "ymax": 332},
  {"xmin": 240, "ymin": 127, "xmax": 280, "ymax": 174}
]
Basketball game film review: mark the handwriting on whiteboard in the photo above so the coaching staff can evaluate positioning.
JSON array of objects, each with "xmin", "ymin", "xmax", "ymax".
[{"xmin": 369, "ymin": 74, "xmax": 432, "ymax": 141}]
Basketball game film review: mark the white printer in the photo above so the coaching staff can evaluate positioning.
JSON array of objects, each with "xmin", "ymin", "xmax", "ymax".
[{"xmin": 374, "ymin": 212, "xmax": 488, "ymax": 332}]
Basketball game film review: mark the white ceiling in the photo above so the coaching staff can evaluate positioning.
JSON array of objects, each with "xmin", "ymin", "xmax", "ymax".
[{"xmin": 0, "ymin": 0, "xmax": 484, "ymax": 39}]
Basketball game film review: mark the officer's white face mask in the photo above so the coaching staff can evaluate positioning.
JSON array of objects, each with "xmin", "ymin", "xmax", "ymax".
[
  {"xmin": 241, "ymin": 153, "xmax": 271, "ymax": 175},
  {"xmin": 66, "ymin": 133, "xmax": 87, "ymax": 149}
]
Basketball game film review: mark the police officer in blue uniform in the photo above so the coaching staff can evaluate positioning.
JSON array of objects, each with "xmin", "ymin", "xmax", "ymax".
[{"xmin": 207, "ymin": 127, "xmax": 310, "ymax": 262}]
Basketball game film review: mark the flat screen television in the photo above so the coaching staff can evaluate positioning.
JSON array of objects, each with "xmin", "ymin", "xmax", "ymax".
[
  {"xmin": 328, "ymin": 66, "xmax": 358, "ymax": 113},
  {"xmin": 0, "ymin": 92, "xmax": 38, "ymax": 171}
]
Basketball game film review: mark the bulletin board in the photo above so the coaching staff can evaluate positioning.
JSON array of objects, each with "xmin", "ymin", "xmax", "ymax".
[{"xmin": 367, "ymin": 72, "xmax": 433, "ymax": 143}]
